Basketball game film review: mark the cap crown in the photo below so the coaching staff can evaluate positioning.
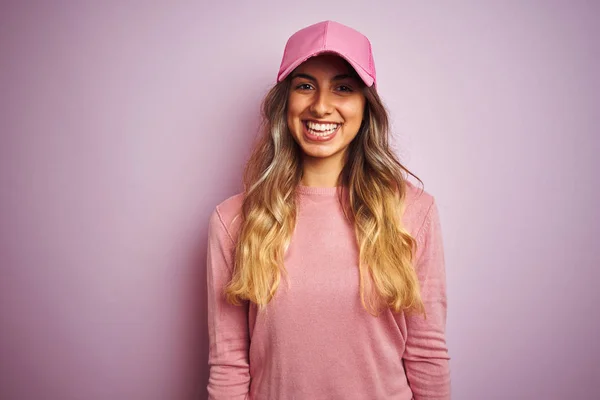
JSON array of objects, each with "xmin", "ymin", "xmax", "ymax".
[{"xmin": 277, "ymin": 21, "xmax": 376, "ymax": 87}]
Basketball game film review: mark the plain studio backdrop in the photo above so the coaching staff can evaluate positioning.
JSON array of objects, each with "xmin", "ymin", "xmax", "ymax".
[{"xmin": 1, "ymin": 1, "xmax": 598, "ymax": 399}]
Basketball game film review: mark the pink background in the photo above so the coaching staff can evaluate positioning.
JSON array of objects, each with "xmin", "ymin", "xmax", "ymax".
[{"xmin": 1, "ymin": 1, "xmax": 598, "ymax": 399}]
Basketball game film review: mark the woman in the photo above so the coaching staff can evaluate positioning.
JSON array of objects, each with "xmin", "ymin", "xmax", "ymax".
[{"xmin": 206, "ymin": 20, "xmax": 450, "ymax": 399}]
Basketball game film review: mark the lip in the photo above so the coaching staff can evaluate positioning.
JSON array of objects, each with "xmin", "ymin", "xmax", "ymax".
[
  {"xmin": 302, "ymin": 121, "xmax": 340, "ymax": 142},
  {"xmin": 303, "ymin": 119, "xmax": 342, "ymax": 125}
]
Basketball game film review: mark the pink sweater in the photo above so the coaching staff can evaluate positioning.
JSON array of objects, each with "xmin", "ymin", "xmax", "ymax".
[{"xmin": 206, "ymin": 183, "xmax": 451, "ymax": 399}]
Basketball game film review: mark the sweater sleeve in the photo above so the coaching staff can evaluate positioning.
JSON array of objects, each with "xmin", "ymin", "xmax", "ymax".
[
  {"xmin": 206, "ymin": 207, "xmax": 251, "ymax": 400},
  {"xmin": 403, "ymin": 199, "xmax": 451, "ymax": 399}
]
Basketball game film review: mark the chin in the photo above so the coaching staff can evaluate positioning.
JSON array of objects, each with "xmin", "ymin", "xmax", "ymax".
[
  {"xmin": 303, "ymin": 151, "xmax": 336, "ymax": 159},
  {"xmin": 300, "ymin": 144, "xmax": 343, "ymax": 160}
]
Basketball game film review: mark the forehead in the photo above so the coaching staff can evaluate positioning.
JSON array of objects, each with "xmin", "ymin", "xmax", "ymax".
[{"xmin": 293, "ymin": 54, "xmax": 356, "ymax": 77}]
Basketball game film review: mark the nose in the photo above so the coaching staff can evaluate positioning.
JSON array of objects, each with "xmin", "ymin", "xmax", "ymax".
[{"xmin": 309, "ymin": 88, "xmax": 334, "ymax": 117}]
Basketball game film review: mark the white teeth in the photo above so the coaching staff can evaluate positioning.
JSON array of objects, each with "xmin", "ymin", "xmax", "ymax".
[
  {"xmin": 305, "ymin": 121, "xmax": 339, "ymax": 137},
  {"xmin": 306, "ymin": 121, "xmax": 340, "ymax": 132},
  {"xmin": 309, "ymin": 128, "xmax": 334, "ymax": 137}
]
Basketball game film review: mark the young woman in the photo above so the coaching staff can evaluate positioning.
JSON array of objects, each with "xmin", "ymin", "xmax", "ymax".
[{"xmin": 206, "ymin": 21, "xmax": 450, "ymax": 400}]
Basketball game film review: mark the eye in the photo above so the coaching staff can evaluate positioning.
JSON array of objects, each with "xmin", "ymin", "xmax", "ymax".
[
  {"xmin": 337, "ymin": 85, "xmax": 353, "ymax": 92},
  {"xmin": 296, "ymin": 83, "xmax": 313, "ymax": 91}
]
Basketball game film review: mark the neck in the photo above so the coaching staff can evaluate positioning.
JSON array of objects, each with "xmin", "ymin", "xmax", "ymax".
[{"xmin": 300, "ymin": 153, "xmax": 346, "ymax": 187}]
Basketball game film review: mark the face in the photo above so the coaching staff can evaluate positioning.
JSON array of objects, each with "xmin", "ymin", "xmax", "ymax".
[{"xmin": 286, "ymin": 54, "xmax": 366, "ymax": 166}]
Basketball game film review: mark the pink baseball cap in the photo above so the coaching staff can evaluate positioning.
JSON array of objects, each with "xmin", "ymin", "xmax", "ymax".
[{"xmin": 277, "ymin": 20, "xmax": 376, "ymax": 87}]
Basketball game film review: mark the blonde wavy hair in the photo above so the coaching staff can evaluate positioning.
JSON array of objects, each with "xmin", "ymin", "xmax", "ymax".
[{"xmin": 224, "ymin": 74, "xmax": 425, "ymax": 316}]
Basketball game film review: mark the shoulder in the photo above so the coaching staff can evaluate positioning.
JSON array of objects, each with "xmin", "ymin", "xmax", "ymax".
[
  {"xmin": 209, "ymin": 192, "xmax": 245, "ymax": 243},
  {"xmin": 209, "ymin": 185, "xmax": 436, "ymax": 241},
  {"xmin": 402, "ymin": 180, "xmax": 436, "ymax": 237}
]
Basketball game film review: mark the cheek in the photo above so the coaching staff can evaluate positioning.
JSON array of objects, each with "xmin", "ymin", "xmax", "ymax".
[
  {"xmin": 287, "ymin": 95, "xmax": 304, "ymax": 118},
  {"xmin": 286, "ymin": 102, "xmax": 301, "ymax": 135},
  {"xmin": 340, "ymin": 102, "xmax": 365, "ymax": 125},
  {"xmin": 286, "ymin": 110, "xmax": 299, "ymax": 131}
]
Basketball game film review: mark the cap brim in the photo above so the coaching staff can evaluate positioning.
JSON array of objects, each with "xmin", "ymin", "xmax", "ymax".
[{"xmin": 278, "ymin": 50, "xmax": 375, "ymax": 87}]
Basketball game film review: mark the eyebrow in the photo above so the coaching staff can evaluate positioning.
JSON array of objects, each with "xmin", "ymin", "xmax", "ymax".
[{"xmin": 290, "ymin": 72, "xmax": 357, "ymax": 82}]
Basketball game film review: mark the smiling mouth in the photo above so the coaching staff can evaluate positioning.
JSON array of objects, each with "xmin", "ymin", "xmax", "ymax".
[
  {"xmin": 302, "ymin": 121, "xmax": 340, "ymax": 142},
  {"xmin": 303, "ymin": 121, "xmax": 341, "ymax": 137}
]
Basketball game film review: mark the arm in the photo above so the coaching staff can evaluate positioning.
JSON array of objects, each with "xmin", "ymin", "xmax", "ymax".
[
  {"xmin": 206, "ymin": 207, "xmax": 251, "ymax": 399},
  {"xmin": 404, "ymin": 199, "xmax": 451, "ymax": 399}
]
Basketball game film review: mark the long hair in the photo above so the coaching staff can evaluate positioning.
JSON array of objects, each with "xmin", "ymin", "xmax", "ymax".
[{"xmin": 224, "ymin": 75, "xmax": 425, "ymax": 316}]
